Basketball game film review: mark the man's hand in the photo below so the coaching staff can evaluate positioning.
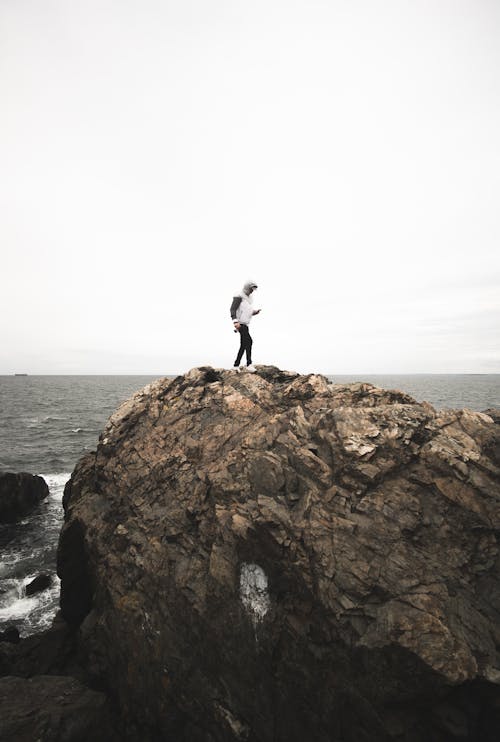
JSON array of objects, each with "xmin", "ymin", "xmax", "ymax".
[{"xmin": 234, "ymin": 322, "xmax": 241, "ymax": 330}]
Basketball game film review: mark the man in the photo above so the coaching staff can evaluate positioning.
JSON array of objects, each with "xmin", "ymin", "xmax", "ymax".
[{"xmin": 230, "ymin": 281, "xmax": 261, "ymax": 371}]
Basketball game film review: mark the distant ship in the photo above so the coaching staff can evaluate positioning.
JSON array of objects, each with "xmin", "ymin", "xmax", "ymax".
[{"xmin": 14, "ymin": 373, "xmax": 28, "ymax": 376}]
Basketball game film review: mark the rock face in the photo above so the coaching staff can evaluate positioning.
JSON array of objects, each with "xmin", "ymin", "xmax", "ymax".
[
  {"xmin": 0, "ymin": 472, "xmax": 49, "ymax": 523},
  {"xmin": 58, "ymin": 367, "xmax": 500, "ymax": 741}
]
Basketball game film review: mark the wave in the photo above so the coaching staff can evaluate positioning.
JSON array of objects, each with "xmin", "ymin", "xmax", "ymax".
[
  {"xmin": 38, "ymin": 472, "xmax": 71, "ymax": 498},
  {"xmin": 0, "ymin": 575, "xmax": 61, "ymax": 631},
  {"xmin": 0, "ymin": 594, "xmax": 39, "ymax": 622}
]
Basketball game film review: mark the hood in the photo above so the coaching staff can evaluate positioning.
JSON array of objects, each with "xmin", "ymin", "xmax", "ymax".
[{"xmin": 243, "ymin": 281, "xmax": 258, "ymax": 296}]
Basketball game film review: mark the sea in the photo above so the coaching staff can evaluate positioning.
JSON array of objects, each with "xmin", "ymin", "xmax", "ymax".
[{"xmin": 1, "ymin": 373, "xmax": 499, "ymax": 637}]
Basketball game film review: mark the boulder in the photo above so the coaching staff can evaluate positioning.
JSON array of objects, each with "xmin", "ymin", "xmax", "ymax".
[
  {"xmin": 57, "ymin": 367, "xmax": 500, "ymax": 741},
  {"xmin": 26, "ymin": 573, "xmax": 53, "ymax": 596},
  {"xmin": 0, "ymin": 472, "xmax": 49, "ymax": 523}
]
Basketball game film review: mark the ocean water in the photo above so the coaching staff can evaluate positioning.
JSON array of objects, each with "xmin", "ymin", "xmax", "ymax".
[
  {"xmin": 0, "ymin": 375, "xmax": 157, "ymax": 636},
  {"xmin": 331, "ymin": 374, "xmax": 500, "ymax": 412},
  {"xmin": 0, "ymin": 373, "xmax": 499, "ymax": 637}
]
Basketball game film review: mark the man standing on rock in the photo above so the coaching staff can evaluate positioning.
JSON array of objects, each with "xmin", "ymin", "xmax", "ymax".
[{"xmin": 230, "ymin": 281, "xmax": 261, "ymax": 372}]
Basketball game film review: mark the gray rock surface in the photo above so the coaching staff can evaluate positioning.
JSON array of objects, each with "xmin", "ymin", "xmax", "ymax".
[
  {"xmin": 57, "ymin": 366, "xmax": 500, "ymax": 741},
  {"xmin": 0, "ymin": 472, "xmax": 49, "ymax": 523}
]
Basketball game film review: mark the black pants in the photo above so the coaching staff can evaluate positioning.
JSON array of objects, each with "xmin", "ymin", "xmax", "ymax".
[{"xmin": 234, "ymin": 324, "xmax": 252, "ymax": 366}]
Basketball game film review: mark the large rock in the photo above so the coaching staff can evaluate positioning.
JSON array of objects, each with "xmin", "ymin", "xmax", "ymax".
[
  {"xmin": 57, "ymin": 367, "xmax": 500, "ymax": 741},
  {"xmin": 0, "ymin": 472, "xmax": 49, "ymax": 523}
]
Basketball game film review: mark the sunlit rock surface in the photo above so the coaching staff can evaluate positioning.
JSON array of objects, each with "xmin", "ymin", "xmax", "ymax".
[{"xmin": 58, "ymin": 366, "xmax": 500, "ymax": 741}]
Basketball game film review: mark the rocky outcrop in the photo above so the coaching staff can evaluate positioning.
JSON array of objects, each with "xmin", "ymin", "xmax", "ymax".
[
  {"xmin": 0, "ymin": 675, "xmax": 114, "ymax": 742},
  {"xmin": 57, "ymin": 367, "xmax": 500, "ymax": 741},
  {"xmin": 483, "ymin": 408, "xmax": 500, "ymax": 425},
  {"xmin": 0, "ymin": 614, "xmax": 77, "ymax": 679},
  {"xmin": 0, "ymin": 472, "xmax": 49, "ymax": 523},
  {"xmin": 0, "ymin": 614, "xmax": 125, "ymax": 741}
]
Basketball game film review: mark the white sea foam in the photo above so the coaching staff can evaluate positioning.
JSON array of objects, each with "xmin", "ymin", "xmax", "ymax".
[
  {"xmin": 39, "ymin": 472, "xmax": 71, "ymax": 498},
  {"xmin": 0, "ymin": 594, "xmax": 39, "ymax": 622},
  {"xmin": 0, "ymin": 472, "xmax": 68, "ymax": 635},
  {"xmin": 0, "ymin": 576, "xmax": 61, "ymax": 628}
]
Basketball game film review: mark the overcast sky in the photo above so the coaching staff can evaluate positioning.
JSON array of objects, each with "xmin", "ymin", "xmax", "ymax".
[{"xmin": 1, "ymin": 0, "xmax": 499, "ymax": 375}]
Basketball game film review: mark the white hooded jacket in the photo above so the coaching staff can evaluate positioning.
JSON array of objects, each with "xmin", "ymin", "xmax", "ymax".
[{"xmin": 230, "ymin": 282, "xmax": 257, "ymax": 326}]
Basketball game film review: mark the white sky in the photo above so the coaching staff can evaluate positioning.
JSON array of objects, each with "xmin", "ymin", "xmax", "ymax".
[{"xmin": 1, "ymin": 0, "xmax": 499, "ymax": 375}]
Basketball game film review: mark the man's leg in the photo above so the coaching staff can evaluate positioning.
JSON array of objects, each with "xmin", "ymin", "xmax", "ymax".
[
  {"xmin": 234, "ymin": 325, "xmax": 247, "ymax": 367},
  {"xmin": 245, "ymin": 328, "xmax": 253, "ymax": 366}
]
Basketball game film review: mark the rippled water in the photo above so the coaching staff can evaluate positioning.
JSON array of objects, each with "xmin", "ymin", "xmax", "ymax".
[
  {"xmin": 0, "ymin": 373, "xmax": 498, "ymax": 636},
  {"xmin": 0, "ymin": 474, "xmax": 67, "ymax": 634},
  {"xmin": 331, "ymin": 374, "xmax": 500, "ymax": 412}
]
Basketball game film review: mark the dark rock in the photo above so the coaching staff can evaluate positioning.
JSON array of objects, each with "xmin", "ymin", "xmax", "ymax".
[
  {"xmin": 0, "ymin": 472, "xmax": 49, "ymax": 523},
  {"xmin": 0, "ymin": 626, "xmax": 20, "ymax": 644},
  {"xmin": 26, "ymin": 573, "xmax": 53, "ymax": 596},
  {"xmin": 57, "ymin": 366, "xmax": 500, "ymax": 741},
  {"xmin": 0, "ymin": 613, "xmax": 81, "ymax": 679},
  {"xmin": 0, "ymin": 616, "xmax": 125, "ymax": 740},
  {"xmin": 483, "ymin": 408, "xmax": 500, "ymax": 425},
  {"xmin": 58, "ymin": 519, "xmax": 93, "ymax": 626},
  {"xmin": 0, "ymin": 674, "xmax": 116, "ymax": 742}
]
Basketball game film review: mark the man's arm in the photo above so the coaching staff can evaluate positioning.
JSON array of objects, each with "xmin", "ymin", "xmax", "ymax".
[{"xmin": 230, "ymin": 296, "xmax": 242, "ymax": 324}]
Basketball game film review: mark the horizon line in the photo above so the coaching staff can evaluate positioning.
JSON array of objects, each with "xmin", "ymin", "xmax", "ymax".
[{"xmin": 2, "ymin": 371, "xmax": 500, "ymax": 377}]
